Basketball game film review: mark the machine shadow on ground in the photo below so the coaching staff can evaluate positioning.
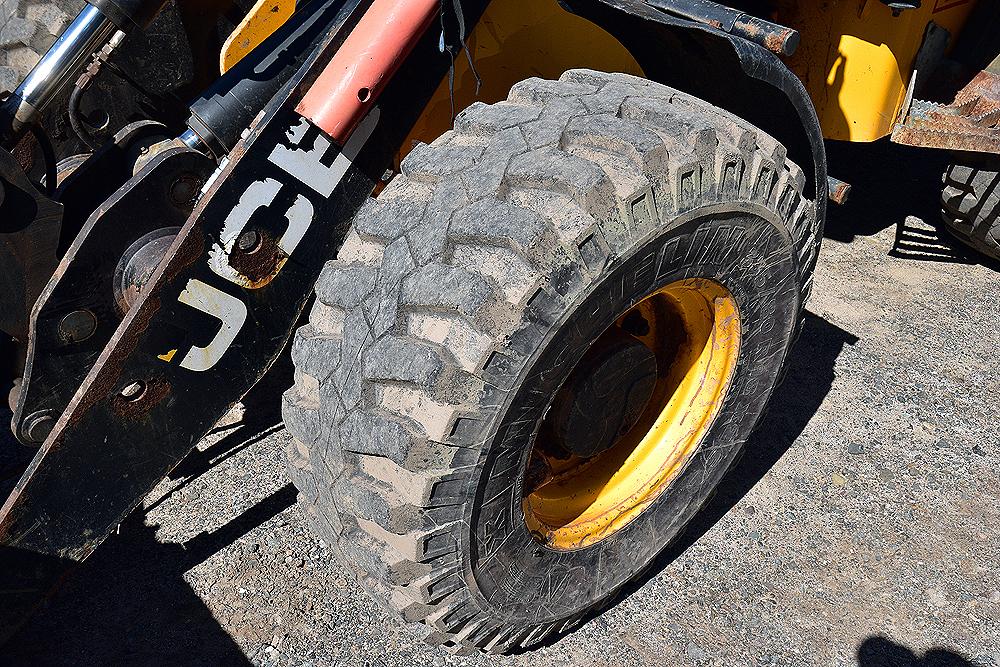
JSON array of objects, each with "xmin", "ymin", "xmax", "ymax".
[
  {"xmin": 856, "ymin": 636, "xmax": 978, "ymax": 667},
  {"xmin": 825, "ymin": 138, "xmax": 998, "ymax": 271},
  {"xmin": 824, "ymin": 139, "xmax": 948, "ymax": 244},
  {"xmin": 3, "ymin": 364, "xmax": 296, "ymax": 666}
]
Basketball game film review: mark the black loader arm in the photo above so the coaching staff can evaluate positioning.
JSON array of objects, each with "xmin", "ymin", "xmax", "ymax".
[{"xmin": 0, "ymin": 0, "xmax": 460, "ymax": 635}]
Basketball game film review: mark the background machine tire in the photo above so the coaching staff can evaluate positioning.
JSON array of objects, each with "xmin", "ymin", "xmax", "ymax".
[
  {"xmin": 283, "ymin": 70, "xmax": 821, "ymax": 654},
  {"xmin": 942, "ymin": 156, "xmax": 1000, "ymax": 263},
  {"xmin": 0, "ymin": 0, "xmax": 82, "ymax": 92}
]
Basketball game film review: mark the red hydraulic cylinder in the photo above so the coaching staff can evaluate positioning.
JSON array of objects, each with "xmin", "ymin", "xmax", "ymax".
[{"xmin": 297, "ymin": 0, "xmax": 440, "ymax": 144}]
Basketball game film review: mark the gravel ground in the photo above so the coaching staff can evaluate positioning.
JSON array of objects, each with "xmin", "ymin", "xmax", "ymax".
[{"xmin": 4, "ymin": 140, "xmax": 1000, "ymax": 667}]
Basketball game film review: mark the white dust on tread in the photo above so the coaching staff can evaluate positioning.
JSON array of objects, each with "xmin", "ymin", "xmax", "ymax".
[
  {"xmin": 378, "ymin": 384, "xmax": 455, "ymax": 442},
  {"xmin": 406, "ymin": 312, "xmax": 494, "ymax": 373}
]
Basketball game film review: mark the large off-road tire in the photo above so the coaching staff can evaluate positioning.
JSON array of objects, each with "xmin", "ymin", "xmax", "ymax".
[
  {"xmin": 941, "ymin": 156, "xmax": 1000, "ymax": 262},
  {"xmin": 283, "ymin": 70, "xmax": 820, "ymax": 654}
]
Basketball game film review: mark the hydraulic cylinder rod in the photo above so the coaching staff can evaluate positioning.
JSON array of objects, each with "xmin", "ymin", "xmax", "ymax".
[
  {"xmin": 0, "ymin": 0, "xmax": 167, "ymax": 142},
  {"xmin": 0, "ymin": 5, "xmax": 117, "ymax": 139}
]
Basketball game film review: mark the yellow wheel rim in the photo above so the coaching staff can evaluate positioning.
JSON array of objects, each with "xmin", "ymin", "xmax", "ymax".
[{"xmin": 522, "ymin": 278, "xmax": 741, "ymax": 550}]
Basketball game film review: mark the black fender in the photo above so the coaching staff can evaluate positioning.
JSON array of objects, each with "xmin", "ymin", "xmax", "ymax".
[{"xmin": 566, "ymin": 0, "xmax": 828, "ymax": 234}]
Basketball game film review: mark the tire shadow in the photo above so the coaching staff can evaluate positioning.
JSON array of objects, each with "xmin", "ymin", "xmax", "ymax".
[
  {"xmin": 857, "ymin": 636, "xmax": 979, "ymax": 667},
  {"xmin": 535, "ymin": 310, "xmax": 859, "ymax": 650},
  {"xmin": 655, "ymin": 310, "xmax": 859, "ymax": 570}
]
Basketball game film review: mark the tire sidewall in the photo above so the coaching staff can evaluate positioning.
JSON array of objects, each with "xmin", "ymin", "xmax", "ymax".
[{"xmin": 460, "ymin": 203, "xmax": 802, "ymax": 624}]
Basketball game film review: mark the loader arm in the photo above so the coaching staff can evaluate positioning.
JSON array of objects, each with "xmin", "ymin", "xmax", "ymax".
[{"xmin": 0, "ymin": 0, "xmax": 473, "ymax": 630}]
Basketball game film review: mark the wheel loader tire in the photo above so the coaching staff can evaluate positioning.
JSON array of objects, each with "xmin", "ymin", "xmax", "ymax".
[
  {"xmin": 0, "ymin": 1, "xmax": 82, "ymax": 92},
  {"xmin": 283, "ymin": 70, "xmax": 820, "ymax": 654},
  {"xmin": 941, "ymin": 156, "xmax": 1000, "ymax": 262}
]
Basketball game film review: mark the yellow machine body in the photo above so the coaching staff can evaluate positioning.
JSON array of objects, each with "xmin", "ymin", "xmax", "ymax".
[
  {"xmin": 219, "ymin": 0, "xmax": 981, "ymax": 146},
  {"xmin": 220, "ymin": 0, "xmax": 297, "ymax": 72},
  {"xmin": 779, "ymin": 0, "xmax": 976, "ymax": 142},
  {"xmin": 401, "ymin": 0, "xmax": 644, "ymax": 159}
]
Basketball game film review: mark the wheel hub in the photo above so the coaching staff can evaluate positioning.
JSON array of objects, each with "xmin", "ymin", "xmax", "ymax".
[
  {"xmin": 522, "ymin": 279, "xmax": 742, "ymax": 550},
  {"xmin": 549, "ymin": 336, "xmax": 657, "ymax": 459}
]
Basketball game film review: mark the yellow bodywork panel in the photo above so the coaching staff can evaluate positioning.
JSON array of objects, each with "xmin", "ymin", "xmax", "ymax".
[
  {"xmin": 780, "ymin": 0, "xmax": 975, "ymax": 142},
  {"xmin": 400, "ymin": 0, "xmax": 643, "ymax": 161},
  {"xmin": 220, "ymin": 0, "xmax": 297, "ymax": 73}
]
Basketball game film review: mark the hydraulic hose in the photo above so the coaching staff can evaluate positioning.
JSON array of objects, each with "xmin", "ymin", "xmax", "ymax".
[{"xmin": 0, "ymin": 0, "xmax": 167, "ymax": 144}]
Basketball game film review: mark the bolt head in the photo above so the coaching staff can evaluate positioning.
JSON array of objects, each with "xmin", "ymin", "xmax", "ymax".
[
  {"xmin": 58, "ymin": 310, "xmax": 98, "ymax": 344},
  {"xmin": 120, "ymin": 381, "xmax": 146, "ymax": 401},
  {"xmin": 8, "ymin": 379, "xmax": 21, "ymax": 412},
  {"xmin": 23, "ymin": 411, "xmax": 56, "ymax": 444},
  {"xmin": 237, "ymin": 230, "xmax": 262, "ymax": 253},
  {"xmin": 169, "ymin": 175, "xmax": 201, "ymax": 207}
]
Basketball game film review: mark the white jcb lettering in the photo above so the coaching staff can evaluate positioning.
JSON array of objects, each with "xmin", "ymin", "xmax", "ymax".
[
  {"xmin": 166, "ymin": 108, "xmax": 381, "ymax": 372},
  {"xmin": 176, "ymin": 279, "xmax": 248, "ymax": 372},
  {"xmin": 207, "ymin": 178, "xmax": 314, "ymax": 287},
  {"xmin": 269, "ymin": 108, "xmax": 381, "ymax": 196}
]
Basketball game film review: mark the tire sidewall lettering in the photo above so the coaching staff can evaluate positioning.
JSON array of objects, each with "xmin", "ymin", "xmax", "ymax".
[{"xmin": 464, "ymin": 210, "xmax": 800, "ymax": 623}]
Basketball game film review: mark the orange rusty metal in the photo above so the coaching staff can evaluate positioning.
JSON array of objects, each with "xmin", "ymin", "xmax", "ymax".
[
  {"xmin": 827, "ymin": 176, "xmax": 852, "ymax": 206},
  {"xmin": 891, "ymin": 70, "xmax": 1000, "ymax": 154},
  {"xmin": 296, "ymin": 0, "xmax": 439, "ymax": 143}
]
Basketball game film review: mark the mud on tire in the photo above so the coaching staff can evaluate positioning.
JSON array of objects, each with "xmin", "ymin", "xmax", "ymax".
[{"xmin": 283, "ymin": 70, "xmax": 821, "ymax": 654}]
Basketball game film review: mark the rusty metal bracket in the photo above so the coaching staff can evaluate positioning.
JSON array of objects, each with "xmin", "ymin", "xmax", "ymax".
[
  {"xmin": 644, "ymin": 0, "xmax": 800, "ymax": 56},
  {"xmin": 12, "ymin": 147, "xmax": 215, "ymax": 445},
  {"xmin": 53, "ymin": 121, "xmax": 172, "ymax": 253},
  {"xmin": 892, "ymin": 69, "xmax": 1000, "ymax": 154}
]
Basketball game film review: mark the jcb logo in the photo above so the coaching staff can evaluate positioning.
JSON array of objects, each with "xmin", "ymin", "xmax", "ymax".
[{"xmin": 161, "ymin": 109, "xmax": 380, "ymax": 372}]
